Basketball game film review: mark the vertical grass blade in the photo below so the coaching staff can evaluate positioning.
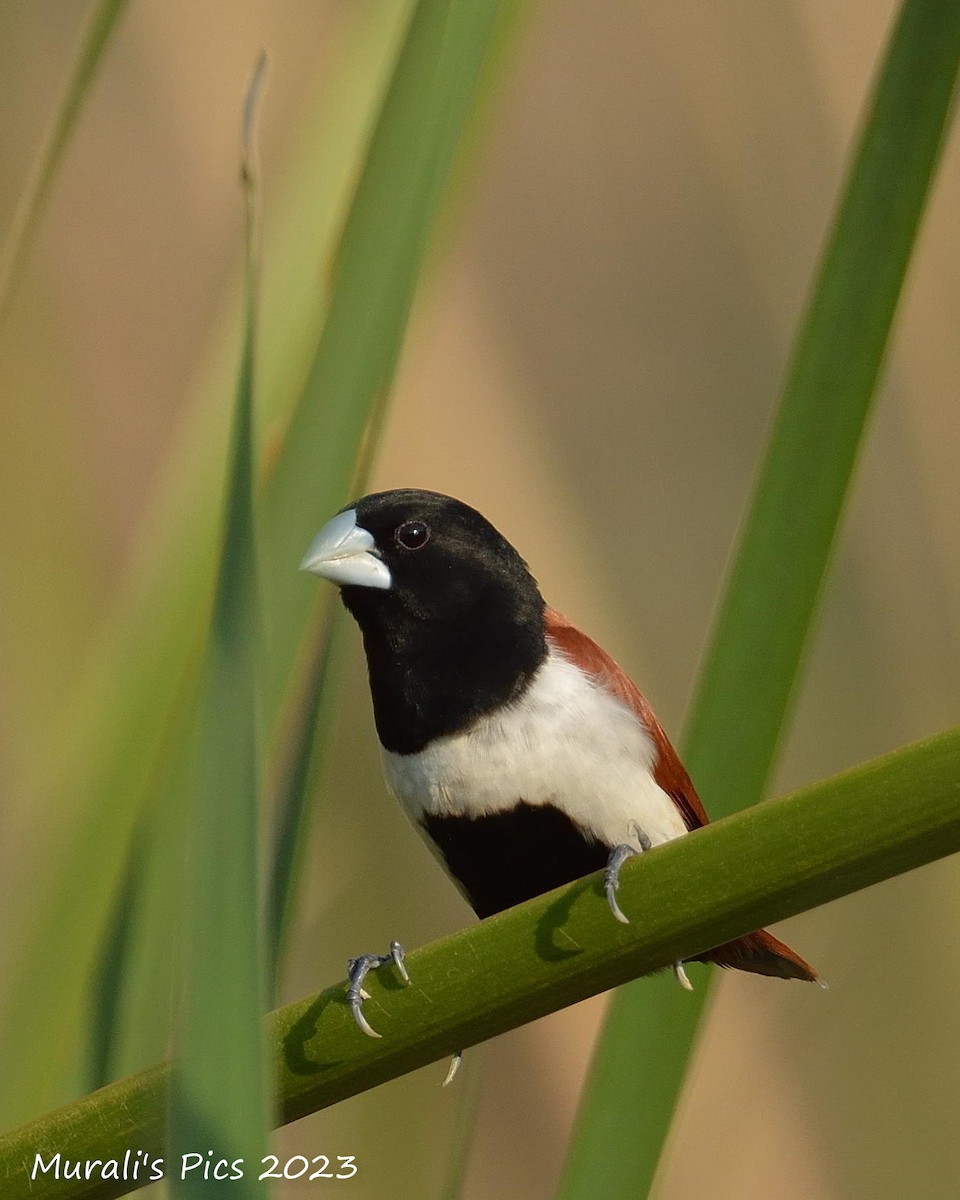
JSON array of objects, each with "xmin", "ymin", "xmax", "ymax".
[
  {"xmin": 683, "ymin": 0, "xmax": 960, "ymax": 818},
  {"xmin": 0, "ymin": 0, "xmax": 514, "ymax": 1128},
  {"xmin": 0, "ymin": 0, "xmax": 128, "ymax": 318},
  {"xmin": 556, "ymin": 3, "xmax": 960, "ymax": 1197},
  {"xmin": 265, "ymin": 606, "xmax": 341, "ymax": 983},
  {"xmin": 84, "ymin": 677, "xmax": 198, "ymax": 1087},
  {"xmin": 261, "ymin": 0, "xmax": 506, "ymax": 709},
  {"xmin": 261, "ymin": 0, "xmax": 508, "ymax": 975},
  {"xmin": 0, "ymin": 9, "xmax": 412, "ymax": 1130},
  {"xmin": 438, "ymin": 1056, "xmax": 485, "ymax": 1200},
  {"xmin": 85, "ymin": 831, "xmax": 146, "ymax": 1091},
  {"xmin": 168, "ymin": 56, "xmax": 269, "ymax": 1196}
]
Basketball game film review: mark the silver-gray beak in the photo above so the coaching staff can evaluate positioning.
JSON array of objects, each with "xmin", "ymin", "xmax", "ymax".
[{"xmin": 300, "ymin": 508, "xmax": 392, "ymax": 590}]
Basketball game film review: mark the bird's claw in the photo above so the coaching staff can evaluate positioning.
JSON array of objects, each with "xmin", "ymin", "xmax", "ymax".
[
  {"xmin": 673, "ymin": 961, "xmax": 693, "ymax": 991},
  {"xmin": 604, "ymin": 843, "xmax": 636, "ymax": 923},
  {"xmin": 603, "ymin": 830, "xmax": 652, "ymax": 924},
  {"xmin": 346, "ymin": 940, "xmax": 410, "ymax": 1039},
  {"xmin": 442, "ymin": 1050, "xmax": 463, "ymax": 1087},
  {"xmin": 603, "ymin": 836, "xmax": 691, "ymax": 990}
]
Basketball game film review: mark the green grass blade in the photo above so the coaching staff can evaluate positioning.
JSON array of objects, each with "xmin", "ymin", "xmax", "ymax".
[
  {"xmin": 0, "ymin": 0, "xmax": 128, "ymax": 318},
  {"xmin": 13, "ymin": 4, "xmax": 410, "ymax": 1114},
  {"xmin": 683, "ymin": 0, "xmax": 960, "ymax": 818},
  {"xmin": 0, "ymin": 0, "xmax": 507, "ymax": 1126},
  {"xmin": 557, "ymin": 3, "xmax": 960, "ymax": 1197},
  {"xmin": 3, "ymin": 724, "xmax": 959, "ymax": 1200},
  {"xmin": 261, "ymin": 0, "xmax": 508, "ymax": 973},
  {"xmin": 260, "ymin": 0, "xmax": 506, "ymax": 711},
  {"xmin": 265, "ymin": 606, "xmax": 342, "ymax": 984},
  {"xmin": 85, "ymin": 833, "xmax": 146, "ymax": 1092},
  {"xmin": 167, "ymin": 56, "xmax": 269, "ymax": 1196},
  {"xmin": 83, "ymin": 675, "xmax": 198, "ymax": 1087},
  {"xmin": 438, "ymin": 1055, "xmax": 485, "ymax": 1200},
  {"xmin": 264, "ymin": 0, "xmax": 513, "ymax": 981}
]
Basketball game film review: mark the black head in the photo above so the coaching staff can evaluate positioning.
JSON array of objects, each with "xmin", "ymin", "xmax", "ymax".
[{"xmin": 301, "ymin": 489, "xmax": 547, "ymax": 752}]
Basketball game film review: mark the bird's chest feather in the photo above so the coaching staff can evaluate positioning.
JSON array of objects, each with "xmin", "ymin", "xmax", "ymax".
[{"xmin": 380, "ymin": 649, "xmax": 689, "ymax": 853}]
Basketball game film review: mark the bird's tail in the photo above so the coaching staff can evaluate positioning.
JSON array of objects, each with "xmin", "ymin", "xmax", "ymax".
[{"xmin": 697, "ymin": 928, "xmax": 821, "ymax": 983}]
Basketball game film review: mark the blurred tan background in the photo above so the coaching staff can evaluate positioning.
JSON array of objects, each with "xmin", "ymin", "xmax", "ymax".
[{"xmin": 2, "ymin": 2, "xmax": 959, "ymax": 1198}]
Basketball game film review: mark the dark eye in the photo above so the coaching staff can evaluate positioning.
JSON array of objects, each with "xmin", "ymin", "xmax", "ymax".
[{"xmin": 395, "ymin": 520, "xmax": 430, "ymax": 550}]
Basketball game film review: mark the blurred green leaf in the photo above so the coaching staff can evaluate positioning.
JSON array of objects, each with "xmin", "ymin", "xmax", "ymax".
[
  {"xmin": 263, "ymin": 0, "xmax": 524, "ymax": 994},
  {"xmin": 438, "ymin": 1054, "xmax": 484, "ymax": 1200},
  {"xmin": 0, "ymin": 0, "xmax": 128, "ymax": 318},
  {"xmin": 84, "ymin": 681, "xmax": 196, "ymax": 1087},
  {"xmin": 74, "ymin": 2, "xmax": 419, "ymax": 1095},
  {"xmin": 265, "ymin": 606, "xmax": 341, "ymax": 983},
  {"xmin": 0, "ymin": 0, "xmax": 509, "ymax": 1126},
  {"xmin": 260, "ymin": 0, "xmax": 507, "ymax": 709},
  {"xmin": 3, "ymin": 724, "xmax": 960, "ymax": 1200},
  {"xmin": 167, "ymin": 53, "xmax": 269, "ymax": 1197},
  {"xmin": 557, "ymin": 3, "xmax": 960, "ymax": 1197},
  {"xmin": 260, "ymin": 0, "xmax": 509, "ymax": 971},
  {"xmin": 85, "ymin": 829, "xmax": 146, "ymax": 1093}
]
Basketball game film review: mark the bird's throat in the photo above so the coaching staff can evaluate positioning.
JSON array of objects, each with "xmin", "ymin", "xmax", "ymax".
[{"xmin": 358, "ymin": 612, "xmax": 546, "ymax": 755}]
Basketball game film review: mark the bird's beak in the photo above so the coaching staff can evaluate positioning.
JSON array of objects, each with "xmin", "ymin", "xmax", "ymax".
[{"xmin": 300, "ymin": 509, "xmax": 392, "ymax": 590}]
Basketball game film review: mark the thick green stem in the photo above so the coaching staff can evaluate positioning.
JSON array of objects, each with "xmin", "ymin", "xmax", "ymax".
[{"xmin": 3, "ymin": 726, "xmax": 959, "ymax": 1200}]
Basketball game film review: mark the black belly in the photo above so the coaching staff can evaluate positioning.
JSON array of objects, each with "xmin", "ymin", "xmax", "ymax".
[{"xmin": 421, "ymin": 802, "xmax": 610, "ymax": 919}]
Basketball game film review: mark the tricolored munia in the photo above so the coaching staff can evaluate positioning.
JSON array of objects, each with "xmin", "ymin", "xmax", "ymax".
[{"xmin": 301, "ymin": 489, "xmax": 819, "ymax": 1039}]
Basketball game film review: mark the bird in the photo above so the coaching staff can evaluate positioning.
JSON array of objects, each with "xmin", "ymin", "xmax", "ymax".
[{"xmin": 301, "ymin": 488, "xmax": 819, "ymax": 1036}]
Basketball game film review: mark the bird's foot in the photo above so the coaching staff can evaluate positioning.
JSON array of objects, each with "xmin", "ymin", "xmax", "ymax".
[
  {"xmin": 604, "ymin": 835, "xmax": 692, "ymax": 990},
  {"xmin": 442, "ymin": 1051, "xmax": 464, "ymax": 1087},
  {"xmin": 673, "ymin": 961, "xmax": 693, "ymax": 991},
  {"xmin": 603, "ymin": 829, "xmax": 653, "ymax": 924},
  {"xmin": 345, "ymin": 940, "xmax": 410, "ymax": 1038}
]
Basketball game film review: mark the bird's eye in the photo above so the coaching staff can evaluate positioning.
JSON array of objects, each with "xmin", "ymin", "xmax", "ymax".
[{"xmin": 395, "ymin": 520, "xmax": 430, "ymax": 551}]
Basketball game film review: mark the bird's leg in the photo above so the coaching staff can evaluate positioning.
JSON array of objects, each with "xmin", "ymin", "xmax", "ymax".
[
  {"xmin": 604, "ymin": 828, "xmax": 652, "ymax": 923},
  {"xmin": 603, "ymin": 830, "xmax": 694, "ymax": 991},
  {"xmin": 345, "ymin": 939, "xmax": 410, "ymax": 1038}
]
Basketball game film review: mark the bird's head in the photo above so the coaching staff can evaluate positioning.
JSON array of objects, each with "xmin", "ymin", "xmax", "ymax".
[{"xmin": 301, "ymin": 488, "xmax": 544, "ymax": 636}]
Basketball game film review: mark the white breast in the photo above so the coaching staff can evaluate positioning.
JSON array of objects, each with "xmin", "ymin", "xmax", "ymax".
[{"xmin": 380, "ymin": 647, "xmax": 689, "ymax": 852}]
